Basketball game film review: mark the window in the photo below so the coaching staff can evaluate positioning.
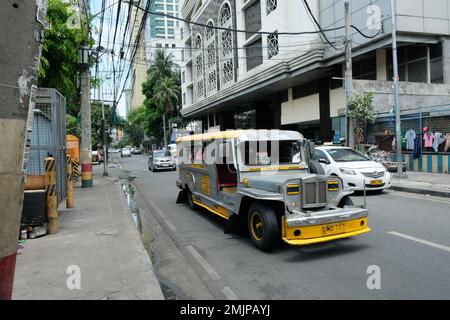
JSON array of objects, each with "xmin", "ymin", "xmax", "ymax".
[
  {"xmin": 156, "ymin": 43, "xmax": 162, "ymax": 48},
  {"xmin": 182, "ymin": 71, "xmax": 185, "ymax": 83},
  {"xmin": 353, "ymin": 53, "xmax": 376, "ymax": 80},
  {"xmin": 234, "ymin": 110, "xmax": 256, "ymax": 129},
  {"xmin": 246, "ymin": 39, "xmax": 263, "ymax": 71},
  {"xmin": 266, "ymin": 0, "xmax": 277, "ymax": 14},
  {"xmin": 156, "ymin": 28, "xmax": 165, "ymax": 34},
  {"xmin": 267, "ymin": 32, "xmax": 279, "ymax": 59},
  {"xmin": 155, "ymin": 4, "xmax": 164, "ymax": 11},
  {"xmin": 194, "ymin": 35, "xmax": 205, "ymax": 101},
  {"xmin": 165, "ymin": 43, "xmax": 169, "ymax": 48},
  {"xmin": 183, "ymin": 93, "xmax": 186, "ymax": 105},
  {"xmin": 388, "ymin": 45, "xmax": 430, "ymax": 83},
  {"xmin": 167, "ymin": 21, "xmax": 174, "ymax": 27},
  {"xmin": 239, "ymin": 140, "xmax": 301, "ymax": 166},
  {"xmin": 314, "ymin": 150, "xmax": 328, "ymax": 162},
  {"xmin": 244, "ymin": 0, "xmax": 261, "ymax": 40},
  {"xmin": 205, "ymin": 20, "xmax": 217, "ymax": 95},
  {"xmin": 430, "ymin": 43, "xmax": 443, "ymax": 84},
  {"xmin": 168, "ymin": 29, "xmax": 175, "ymax": 35},
  {"xmin": 172, "ymin": 44, "xmax": 176, "ymax": 48},
  {"xmin": 167, "ymin": 5, "xmax": 174, "ymax": 11},
  {"xmin": 219, "ymin": 3, "xmax": 234, "ymax": 88}
]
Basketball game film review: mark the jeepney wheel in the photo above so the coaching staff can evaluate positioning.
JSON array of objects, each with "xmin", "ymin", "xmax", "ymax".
[
  {"xmin": 338, "ymin": 196, "xmax": 354, "ymax": 208},
  {"xmin": 248, "ymin": 203, "xmax": 279, "ymax": 251},
  {"xmin": 186, "ymin": 188, "xmax": 198, "ymax": 210}
]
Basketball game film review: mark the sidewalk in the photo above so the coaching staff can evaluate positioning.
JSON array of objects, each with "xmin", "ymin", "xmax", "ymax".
[
  {"xmin": 12, "ymin": 167, "xmax": 164, "ymax": 300},
  {"xmin": 390, "ymin": 171, "xmax": 450, "ymax": 198}
]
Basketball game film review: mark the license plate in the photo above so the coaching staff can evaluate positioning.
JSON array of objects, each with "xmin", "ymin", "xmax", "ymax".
[
  {"xmin": 162, "ymin": 164, "xmax": 169, "ymax": 167},
  {"xmin": 322, "ymin": 223, "xmax": 345, "ymax": 236},
  {"xmin": 371, "ymin": 180, "xmax": 382, "ymax": 186}
]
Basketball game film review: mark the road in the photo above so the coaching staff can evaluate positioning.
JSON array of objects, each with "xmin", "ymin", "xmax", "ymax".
[{"xmin": 112, "ymin": 154, "xmax": 450, "ymax": 300}]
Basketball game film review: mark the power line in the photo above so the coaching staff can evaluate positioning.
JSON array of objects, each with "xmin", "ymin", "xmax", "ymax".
[{"xmin": 130, "ymin": 2, "xmax": 347, "ymax": 36}]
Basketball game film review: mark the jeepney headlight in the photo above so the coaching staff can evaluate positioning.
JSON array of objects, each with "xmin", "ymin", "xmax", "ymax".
[{"xmin": 340, "ymin": 168, "xmax": 356, "ymax": 175}]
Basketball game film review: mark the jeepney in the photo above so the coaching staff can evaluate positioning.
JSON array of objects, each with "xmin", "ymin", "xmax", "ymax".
[{"xmin": 176, "ymin": 130, "xmax": 370, "ymax": 251}]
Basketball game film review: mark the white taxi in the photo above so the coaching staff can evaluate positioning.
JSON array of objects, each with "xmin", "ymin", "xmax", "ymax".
[{"xmin": 315, "ymin": 146, "xmax": 391, "ymax": 192}]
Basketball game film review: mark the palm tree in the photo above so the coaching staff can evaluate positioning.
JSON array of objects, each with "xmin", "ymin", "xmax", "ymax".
[
  {"xmin": 154, "ymin": 76, "xmax": 180, "ymax": 147},
  {"xmin": 145, "ymin": 49, "xmax": 174, "ymax": 92}
]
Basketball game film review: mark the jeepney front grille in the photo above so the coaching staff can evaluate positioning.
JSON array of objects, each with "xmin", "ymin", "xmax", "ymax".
[{"xmin": 302, "ymin": 178, "xmax": 327, "ymax": 209}]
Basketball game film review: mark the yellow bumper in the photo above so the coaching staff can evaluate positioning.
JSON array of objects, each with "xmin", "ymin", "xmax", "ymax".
[{"xmin": 282, "ymin": 218, "xmax": 371, "ymax": 246}]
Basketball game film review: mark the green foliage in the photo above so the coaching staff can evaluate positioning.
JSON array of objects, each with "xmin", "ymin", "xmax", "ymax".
[
  {"xmin": 91, "ymin": 102, "xmax": 113, "ymax": 150},
  {"xmin": 66, "ymin": 114, "xmax": 80, "ymax": 137},
  {"xmin": 122, "ymin": 107, "xmax": 148, "ymax": 147},
  {"xmin": 39, "ymin": 0, "xmax": 95, "ymax": 116},
  {"xmin": 139, "ymin": 49, "xmax": 182, "ymax": 143},
  {"xmin": 347, "ymin": 93, "xmax": 377, "ymax": 125}
]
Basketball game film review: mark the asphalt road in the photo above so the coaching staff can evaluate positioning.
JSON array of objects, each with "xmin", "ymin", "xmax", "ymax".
[{"xmin": 113, "ymin": 154, "xmax": 450, "ymax": 300}]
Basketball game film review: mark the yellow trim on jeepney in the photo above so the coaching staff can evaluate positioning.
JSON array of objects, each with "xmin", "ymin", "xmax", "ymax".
[
  {"xmin": 176, "ymin": 130, "xmax": 247, "ymax": 142},
  {"xmin": 188, "ymin": 164, "xmax": 208, "ymax": 169},
  {"xmin": 282, "ymin": 217, "xmax": 370, "ymax": 246},
  {"xmin": 287, "ymin": 184, "xmax": 300, "ymax": 195},
  {"xmin": 242, "ymin": 165, "xmax": 305, "ymax": 172},
  {"xmin": 192, "ymin": 199, "xmax": 229, "ymax": 220},
  {"xmin": 327, "ymin": 181, "xmax": 340, "ymax": 191}
]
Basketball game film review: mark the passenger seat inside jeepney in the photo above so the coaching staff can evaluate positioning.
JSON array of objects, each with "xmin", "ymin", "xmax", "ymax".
[
  {"xmin": 216, "ymin": 141, "xmax": 237, "ymax": 193},
  {"xmin": 217, "ymin": 163, "xmax": 237, "ymax": 193}
]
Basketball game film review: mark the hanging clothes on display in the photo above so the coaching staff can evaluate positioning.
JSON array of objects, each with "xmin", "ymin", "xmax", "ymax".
[
  {"xmin": 405, "ymin": 129, "xmax": 416, "ymax": 150},
  {"xmin": 423, "ymin": 131, "xmax": 434, "ymax": 150},
  {"xmin": 433, "ymin": 132, "xmax": 445, "ymax": 152},
  {"xmin": 445, "ymin": 134, "xmax": 450, "ymax": 152},
  {"xmin": 413, "ymin": 135, "xmax": 421, "ymax": 159}
]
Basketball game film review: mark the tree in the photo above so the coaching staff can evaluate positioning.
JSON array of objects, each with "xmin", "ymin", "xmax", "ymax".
[
  {"xmin": 39, "ymin": 0, "xmax": 95, "ymax": 116},
  {"xmin": 347, "ymin": 93, "xmax": 377, "ymax": 146},
  {"xmin": 91, "ymin": 102, "xmax": 113, "ymax": 150},
  {"xmin": 142, "ymin": 49, "xmax": 182, "ymax": 146},
  {"xmin": 154, "ymin": 77, "xmax": 180, "ymax": 147},
  {"xmin": 123, "ymin": 107, "xmax": 147, "ymax": 147}
]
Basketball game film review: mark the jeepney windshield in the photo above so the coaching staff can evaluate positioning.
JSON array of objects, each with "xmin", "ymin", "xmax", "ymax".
[{"xmin": 238, "ymin": 140, "xmax": 302, "ymax": 166}]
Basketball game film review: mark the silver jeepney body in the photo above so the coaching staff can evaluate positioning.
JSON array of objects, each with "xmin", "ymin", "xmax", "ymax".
[{"xmin": 176, "ymin": 130, "xmax": 370, "ymax": 245}]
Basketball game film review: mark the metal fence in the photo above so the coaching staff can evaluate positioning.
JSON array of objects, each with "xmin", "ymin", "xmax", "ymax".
[
  {"xmin": 367, "ymin": 104, "xmax": 450, "ymax": 153},
  {"xmin": 27, "ymin": 88, "xmax": 67, "ymax": 204}
]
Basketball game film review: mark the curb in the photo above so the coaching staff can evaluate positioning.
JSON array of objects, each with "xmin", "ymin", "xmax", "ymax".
[{"xmin": 390, "ymin": 185, "xmax": 450, "ymax": 198}]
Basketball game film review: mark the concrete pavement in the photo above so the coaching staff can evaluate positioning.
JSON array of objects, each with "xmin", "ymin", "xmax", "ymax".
[
  {"xmin": 13, "ymin": 165, "xmax": 164, "ymax": 300},
  {"xmin": 391, "ymin": 171, "xmax": 450, "ymax": 198}
]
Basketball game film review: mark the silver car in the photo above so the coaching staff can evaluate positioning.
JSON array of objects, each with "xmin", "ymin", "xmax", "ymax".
[{"xmin": 149, "ymin": 150, "xmax": 176, "ymax": 172}]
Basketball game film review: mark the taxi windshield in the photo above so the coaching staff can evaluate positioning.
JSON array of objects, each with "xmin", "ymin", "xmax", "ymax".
[{"xmin": 239, "ymin": 140, "xmax": 302, "ymax": 166}]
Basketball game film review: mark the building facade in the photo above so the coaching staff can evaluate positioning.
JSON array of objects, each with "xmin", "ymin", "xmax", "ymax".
[
  {"xmin": 146, "ymin": 0, "xmax": 183, "ymax": 66},
  {"xmin": 129, "ymin": 1, "xmax": 148, "ymax": 111},
  {"xmin": 179, "ymin": 0, "xmax": 450, "ymax": 151}
]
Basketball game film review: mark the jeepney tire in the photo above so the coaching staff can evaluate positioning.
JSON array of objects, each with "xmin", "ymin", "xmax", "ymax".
[
  {"xmin": 247, "ymin": 203, "xmax": 279, "ymax": 252},
  {"xmin": 338, "ymin": 196, "xmax": 354, "ymax": 208},
  {"xmin": 186, "ymin": 188, "xmax": 198, "ymax": 210}
]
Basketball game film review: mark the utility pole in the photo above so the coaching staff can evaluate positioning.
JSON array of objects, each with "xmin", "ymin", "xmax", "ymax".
[
  {"xmin": 101, "ymin": 87, "xmax": 109, "ymax": 176},
  {"xmin": 390, "ymin": 0, "xmax": 403, "ymax": 177},
  {"xmin": 79, "ymin": 0, "xmax": 93, "ymax": 188},
  {"xmin": 344, "ymin": 1, "xmax": 354, "ymax": 148},
  {"xmin": 0, "ymin": 1, "xmax": 47, "ymax": 300}
]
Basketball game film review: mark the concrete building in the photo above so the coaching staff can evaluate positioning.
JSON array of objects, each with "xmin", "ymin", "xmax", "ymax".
[
  {"xmin": 146, "ymin": 0, "xmax": 183, "ymax": 66},
  {"xmin": 129, "ymin": 1, "xmax": 148, "ymax": 111},
  {"xmin": 179, "ymin": 0, "xmax": 450, "ymax": 145}
]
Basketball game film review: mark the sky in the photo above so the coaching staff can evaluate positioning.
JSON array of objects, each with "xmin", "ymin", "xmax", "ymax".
[{"xmin": 89, "ymin": 0, "xmax": 135, "ymax": 118}]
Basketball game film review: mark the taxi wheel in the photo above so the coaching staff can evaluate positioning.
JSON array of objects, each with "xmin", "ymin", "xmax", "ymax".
[
  {"xmin": 186, "ymin": 188, "xmax": 198, "ymax": 210},
  {"xmin": 248, "ymin": 203, "xmax": 279, "ymax": 251}
]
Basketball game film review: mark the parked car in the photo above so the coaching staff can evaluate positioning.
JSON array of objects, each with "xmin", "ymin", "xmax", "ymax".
[
  {"xmin": 132, "ymin": 147, "xmax": 142, "ymax": 154},
  {"xmin": 148, "ymin": 150, "xmax": 176, "ymax": 171},
  {"xmin": 315, "ymin": 146, "xmax": 391, "ymax": 192},
  {"xmin": 120, "ymin": 147, "xmax": 132, "ymax": 157}
]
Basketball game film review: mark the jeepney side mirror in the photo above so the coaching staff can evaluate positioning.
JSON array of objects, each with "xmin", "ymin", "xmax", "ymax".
[{"xmin": 308, "ymin": 141, "xmax": 316, "ymax": 159}]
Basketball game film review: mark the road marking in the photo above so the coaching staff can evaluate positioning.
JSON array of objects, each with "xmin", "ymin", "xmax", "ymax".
[
  {"xmin": 222, "ymin": 286, "xmax": 239, "ymax": 300},
  {"xmin": 388, "ymin": 231, "xmax": 450, "ymax": 253},
  {"xmin": 388, "ymin": 191, "xmax": 450, "ymax": 205},
  {"xmin": 186, "ymin": 245, "xmax": 221, "ymax": 280}
]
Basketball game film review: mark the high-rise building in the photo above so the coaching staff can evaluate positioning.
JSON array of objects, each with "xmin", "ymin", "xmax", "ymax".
[{"xmin": 146, "ymin": 0, "xmax": 183, "ymax": 67}]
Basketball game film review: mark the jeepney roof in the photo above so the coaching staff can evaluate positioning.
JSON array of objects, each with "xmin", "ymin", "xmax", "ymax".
[{"xmin": 176, "ymin": 130, "xmax": 303, "ymax": 143}]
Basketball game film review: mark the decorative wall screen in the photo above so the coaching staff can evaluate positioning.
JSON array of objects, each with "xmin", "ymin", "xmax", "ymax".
[
  {"xmin": 219, "ymin": 3, "xmax": 234, "ymax": 89},
  {"xmin": 193, "ymin": 34, "xmax": 205, "ymax": 102},
  {"xmin": 205, "ymin": 20, "xmax": 218, "ymax": 96}
]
